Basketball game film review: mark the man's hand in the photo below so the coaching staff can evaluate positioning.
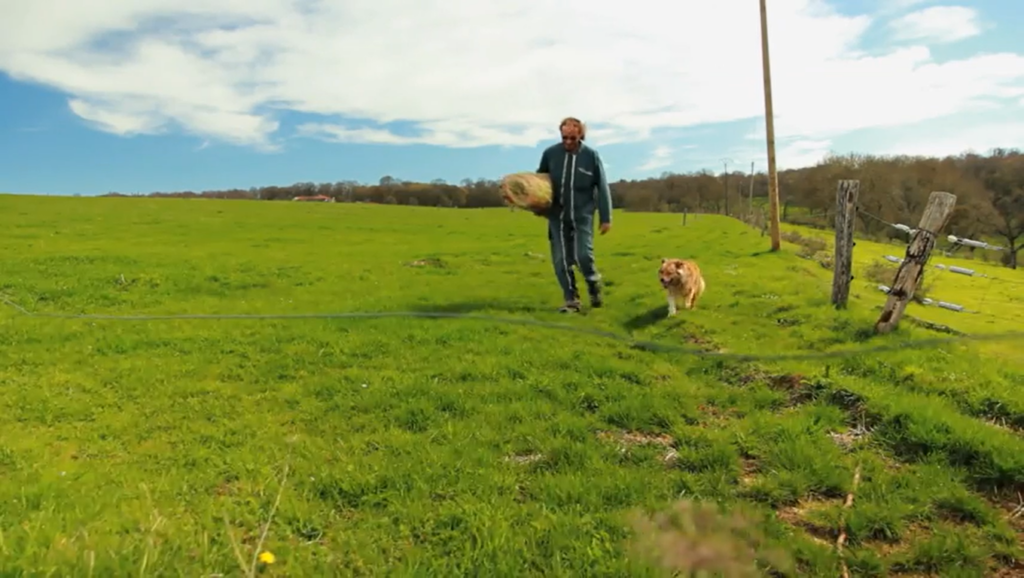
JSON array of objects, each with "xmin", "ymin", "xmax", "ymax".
[{"xmin": 599, "ymin": 222, "xmax": 611, "ymax": 235}]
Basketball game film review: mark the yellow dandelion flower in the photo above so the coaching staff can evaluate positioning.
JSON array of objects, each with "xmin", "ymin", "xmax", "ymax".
[{"xmin": 258, "ymin": 551, "xmax": 276, "ymax": 564}]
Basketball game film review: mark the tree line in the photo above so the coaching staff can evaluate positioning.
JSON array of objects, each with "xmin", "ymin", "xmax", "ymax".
[{"xmin": 103, "ymin": 149, "xmax": 1024, "ymax": 269}]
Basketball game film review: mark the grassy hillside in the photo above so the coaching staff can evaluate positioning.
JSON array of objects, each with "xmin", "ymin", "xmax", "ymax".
[{"xmin": 1, "ymin": 195, "xmax": 1022, "ymax": 576}]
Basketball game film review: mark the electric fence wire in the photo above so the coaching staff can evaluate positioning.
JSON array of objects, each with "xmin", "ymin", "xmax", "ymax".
[
  {"xmin": 855, "ymin": 207, "xmax": 1024, "ymax": 314},
  {"xmin": 857, "ymin": 208, "xmax": 1024, "ymax": 282},
  {"xmin": 3, "ymin": 294, "xmax": 1024, "ymax": 364}
]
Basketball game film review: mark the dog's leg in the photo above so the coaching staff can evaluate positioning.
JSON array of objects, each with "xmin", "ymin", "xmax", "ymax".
[
  {"xmin": 686, "ymin": 287, "xmax": 698, "ymax": 310},
  {"xmin": 666, "ymin": 291, "xmax": 677, "ymax": 316},
  {"xmin": 686, "ymin": 278, "xmax": 704, "ymax": 310}
]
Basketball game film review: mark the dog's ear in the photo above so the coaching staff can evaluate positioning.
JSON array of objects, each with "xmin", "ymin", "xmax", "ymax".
[{"xmin": 661, "ymin": 258, "xmax": 667, "ymax": 264}]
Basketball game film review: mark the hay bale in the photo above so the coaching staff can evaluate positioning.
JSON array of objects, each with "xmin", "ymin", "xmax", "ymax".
[{"xmin": 500, "ymin": 172, "xmax": 553, "ymax": 215}]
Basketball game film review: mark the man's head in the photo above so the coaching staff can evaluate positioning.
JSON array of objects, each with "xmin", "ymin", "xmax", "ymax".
[{"xmin": 559, "ymin": 117, "xmax": 585, "ymax": 152}]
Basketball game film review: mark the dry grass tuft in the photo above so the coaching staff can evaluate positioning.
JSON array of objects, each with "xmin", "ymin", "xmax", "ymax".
[{"xmin": 628, "ymin": 500, "xmax": 795, "ymax": 577}]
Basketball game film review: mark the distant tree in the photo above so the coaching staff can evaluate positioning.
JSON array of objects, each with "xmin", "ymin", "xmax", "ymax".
[
  {"xmin": 127, "ymin": 149, "xmax": 1023, "ymax": 269},
  {"xmin": 970, "ymin": 149, "xmax": 1024, "ymax": 268}
]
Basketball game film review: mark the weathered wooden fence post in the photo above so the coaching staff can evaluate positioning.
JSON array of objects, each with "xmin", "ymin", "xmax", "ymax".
[
  {"xmin": 682, "ymin": 208, "xmax": 688, "ymax": 226},
  {"xmin": 831, "ymin": 180, "xmax": 860, "ymax": 309},
  {"xmin": 874, "ymin": 191, "xmax": 957, "ymax": 334}
]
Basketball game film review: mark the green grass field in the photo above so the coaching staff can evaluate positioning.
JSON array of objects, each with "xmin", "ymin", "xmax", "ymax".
[{"xmin": 1, "ymin": 195, "xmax": 1022, "ymax": 576}]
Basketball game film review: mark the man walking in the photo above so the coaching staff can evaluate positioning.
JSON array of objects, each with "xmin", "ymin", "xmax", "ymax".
[{"xmin": 536, "ymin": 117, "xmax": 613, "ymax": 313}]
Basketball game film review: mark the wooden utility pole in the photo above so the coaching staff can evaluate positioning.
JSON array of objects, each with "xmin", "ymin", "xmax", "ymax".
[
  {"xmin": 759, "ymin": 0, "xmax": 782, "ymax": 251},
  {"xmin": 831, "ymin": 180, "xmax": 860, "ymax": 309},
  {"xmin": 874, "ymin": 191, "xmax": 957, "ymax": 333}
]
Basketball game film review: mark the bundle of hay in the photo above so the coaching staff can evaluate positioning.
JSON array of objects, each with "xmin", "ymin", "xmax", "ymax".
[{"xmin": 500, "ymin": 172, "xmax": 553, "ymax": 215}]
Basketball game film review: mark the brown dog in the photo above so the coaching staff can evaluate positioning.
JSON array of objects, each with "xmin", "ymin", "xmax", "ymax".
[{"xmin": 658, "ymin": 258, "xmax": 706, "ymax": 316}]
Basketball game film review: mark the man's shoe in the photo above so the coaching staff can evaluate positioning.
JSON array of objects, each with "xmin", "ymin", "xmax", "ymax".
[
  {"xmin": 558, "ymin": 300, "xmax": 582, "ymax": 313},
  {"xmin": 587, "ymin": 282, "xmax": 604, "ymax": 308}
]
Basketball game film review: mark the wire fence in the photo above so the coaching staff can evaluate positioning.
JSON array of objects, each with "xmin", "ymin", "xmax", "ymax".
[
  {"xmin": 3, "ymin": 293, "xmax": 1024, "ymax": 364},
  {"xmin": 854, "ymin": 208, "xmax": 1023, "ymax": 318}
]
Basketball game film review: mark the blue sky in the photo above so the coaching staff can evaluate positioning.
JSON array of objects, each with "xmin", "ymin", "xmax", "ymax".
[{"xmin": 1, "ymin": 0, "xmax": 1022, "ymax": 196}]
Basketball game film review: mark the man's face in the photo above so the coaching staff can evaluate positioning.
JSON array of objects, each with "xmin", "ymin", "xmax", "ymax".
[{"xmin": 561, "ymin": 125, "xmax": 581, "ymax": 152}]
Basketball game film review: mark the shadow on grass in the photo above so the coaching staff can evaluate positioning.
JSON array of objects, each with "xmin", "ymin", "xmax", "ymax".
[
  {"xmin": 748, "ymin": 249, "xmax": 783, "ymax": 258},
  {"xmin": 409, "ymin": 300, "xmax": 549, "ymax": 316},
  {"xmin": 623, "ymin": 306, "xmax": 667, "ymax": 332}
]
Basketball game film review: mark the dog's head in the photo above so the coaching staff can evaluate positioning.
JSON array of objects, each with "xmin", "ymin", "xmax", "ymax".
[{"xmin": 659, "ymin": 258, "xmax": 683, "ymax": 288}]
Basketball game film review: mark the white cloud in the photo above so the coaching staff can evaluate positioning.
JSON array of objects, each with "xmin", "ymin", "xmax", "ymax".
[
  {"xmin": 778, "ymin": 139, "xmax": 835, "ymax": 169},
  {"xmin": 295, "ymin": 122, "xmax": 551, "ymax": 149},
  {"xmin": 874, "ymin": 122, "xmax": 1024, "ymax": 158},
  {"xmin": 68, "ymin": 98, "xmax": 158, "ymax": 135},
  {"xmin": 877, "ymin": 0, "xmax": 930, "ymax": 15},
  {"xmin": 889, "ymin": 6, "xmax": 982, "ymax": 43},
  {"xmin": 725, "ymin": 138, "xmax": 834, "ymax": 171},
  {"xmin": 637, "ymin": 145, "xmax": 673, "ymax": 171},
  {"xmin": 0, "ymin": 0, "xmax": 1021, "ymax": 155}
]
